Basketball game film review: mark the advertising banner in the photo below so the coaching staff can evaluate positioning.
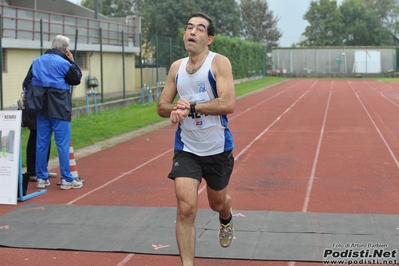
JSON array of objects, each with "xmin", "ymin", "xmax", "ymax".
[{"xmin": 0, "ymin": 110, "xmax": 22, "ymax": 205}]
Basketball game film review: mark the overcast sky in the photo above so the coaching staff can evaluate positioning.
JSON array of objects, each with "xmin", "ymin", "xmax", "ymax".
[
  {"xmin": 67, "ymin": 0, "xmax": 333, "ymax": 47},
  {"xmin": 269, "ymin": 0, "xmax": 343, "ymax": 46},
  {"xmin": 268, "ymin": 0, "xmax": 310, "ymax": 46}
]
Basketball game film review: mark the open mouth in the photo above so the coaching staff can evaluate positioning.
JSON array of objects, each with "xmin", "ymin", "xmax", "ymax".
[{"xmin": 188, "ymin": 37, "xmax": 196, "ymax": 43}]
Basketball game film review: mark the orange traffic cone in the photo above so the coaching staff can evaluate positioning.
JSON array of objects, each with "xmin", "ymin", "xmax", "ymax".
[
  {"xmin": 57, "ymin": 141, "xmax": 85, "ymax": 185},
  {"xmin": 69, "ymin": 141, "xmax": 84, "ymax": 183},
  {"xmin": 70, "ymin": 141, "xmax": 79, "ymax": 177}
]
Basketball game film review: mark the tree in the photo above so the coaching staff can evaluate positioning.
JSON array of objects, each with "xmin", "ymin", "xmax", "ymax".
[
  {"xmin": 81, "ymin": 0, "xmax": 134, "ymax": 17},
  {"xmin": 339, "ymin": 0, "xmax": 385, "ymax": 46},
  {"xmin": 143, "ymin": 1, "xmax": 201, "ymax": 66},
  {"xmin": 196, "ymin": 0, "xmax": 242, "ymax": 37},
  {"xmin": 300, "ymin": 0, "xmax": 398, "ymax": 47},
  {"xmin": 363, "ymin": 0, "xmax": 399, "ymax": 46},
  {"xmin": 301, "ymin": 0, "xmax": 343, "ymax": 46},
  {"xmin": 240, "ymin": 0, "xmax": 281, "ymax": 47},
  {"xmin": 135, "ymin": 0, "xmax": 199, "ymax": 43},
  {"xmin": 130, "ymin": 0, "xmax": 244, "ymax": 65},
  {"xmin": 131, "ymin": 0, "xmax": 242, "ymax": 42}
]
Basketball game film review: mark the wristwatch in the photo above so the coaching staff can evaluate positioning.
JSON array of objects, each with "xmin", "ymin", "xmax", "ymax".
[{"xmin": 190, "ymin": 101, "xmax": 196, "ymax": 114}]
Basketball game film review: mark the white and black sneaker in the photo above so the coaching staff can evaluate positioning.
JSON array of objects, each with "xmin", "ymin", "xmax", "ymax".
[
  {"xmin": 36, "ymin": 179, "xmax": 50, "ymax": 189},
  {"xmin": 60, "ymin": 179, "xmax": 83, "ymax": 190}
]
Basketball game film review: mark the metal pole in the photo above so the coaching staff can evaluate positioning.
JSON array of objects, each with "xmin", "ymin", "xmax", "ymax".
[
  {"xmin": 155, "ymin": 36, "xmax": 159, "ymax": 85},
  {"xmin": 141, "ymin": 84, "xmax": 145, "ymax": 104},
  {"xmin": 93, "ymin": 92, "xmax": 97, "ymax": 113},
  {"xmin": 0, "ymin": 15, "xmax": 3, "ymax": 110},
  {"xmin": 71, "ymin": 29, "xmax": 78, "ymax": 95},
  {"xmin": 169, "ymin": 37, "xmax": 172, "ymax": 67},
  {"xmin": 264, "ymin": 46, "xmax": 267, "ymax": 76},
  {"xmin": 140, "ymin": 33, "xmax": 143, "ymax": 89},
  {"xmin": 74, "ymin": 29, "xmax": 78, "ymax": 60},
  {"xmin": 100, "ymin": 28, "xmax": 103, "ymax": 103},
  {"xmin": 40, "ymin": 19, "xmax": 43, "ymax": 55},
  {"xmin": 86, "ymin": 93, "xmax": 89, "ymax": 115},
  {"xmin": 122, "ymin": 31, "xmax": 125, "ymax": 99},
  {"xmin": 94, "ymin": 0, "xmax": 99, "ymax": 19}
]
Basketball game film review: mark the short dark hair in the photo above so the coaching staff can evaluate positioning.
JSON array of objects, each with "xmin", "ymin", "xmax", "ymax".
[{"xmin": 186, "ymin": 12, "xmax": 215, "ymax": 36}]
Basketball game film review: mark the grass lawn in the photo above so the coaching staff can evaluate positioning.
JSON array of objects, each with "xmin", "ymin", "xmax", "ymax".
[{"xmin": 378, "ymin": 77, "xmax": 399, "ymax": 82}]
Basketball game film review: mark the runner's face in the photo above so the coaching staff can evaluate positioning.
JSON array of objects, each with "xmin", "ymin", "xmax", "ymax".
[{"xmin": 184, "ymin": 17, "xmax": 213, "ymax": 53}]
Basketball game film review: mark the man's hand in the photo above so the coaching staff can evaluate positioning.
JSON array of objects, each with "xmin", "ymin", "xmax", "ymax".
[
  {"xmin": 175, "ymin": 98, "xmax": 190, "ymax": 110},
  {"xmin": 170, "ymin": 108, "xmax": 190, "ymax": 125},
  {"xmin": 64, "ymin": 49, "xmax": 74, "ymax": 62},
  {"xmin": 169, "ymin": 98, "xmax": 191, "ymax": 125}
]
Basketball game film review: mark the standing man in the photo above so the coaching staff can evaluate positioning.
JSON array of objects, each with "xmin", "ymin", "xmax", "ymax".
[
  {"xmin": 17, "ymin": 94, "xmax": 57, "ymax": 181},
  {"xmin": 23, "ymin": 35, "xmax": 83, "ymax": 190},
  {"xmin": 157, "ymin": 12, "xmax": 235, "ymax": 266},
  {"xmin": 23, "ymin": 116, "xmax": 57, "ymax": 182}
]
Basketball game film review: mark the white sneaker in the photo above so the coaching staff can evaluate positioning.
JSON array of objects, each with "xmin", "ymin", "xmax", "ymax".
[
  {"xmin": 48, "ymin": 172, "xmax": 57, "ymax": 178},
  {"xmin": 30, "ymin": 172, "xmax": 57, "ymax": 181},
  {"xmin": 60, "ymin": 179, "xmax": 83, "ymax": 190},
  {"xmin": 36, "ymin": 179, "xmax": 50, "ymax": 189},
  {"xmin": 57, "ymin": 177, "xmax": 85, "ymax": 185}
]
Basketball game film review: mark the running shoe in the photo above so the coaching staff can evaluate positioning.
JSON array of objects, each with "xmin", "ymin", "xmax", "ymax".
[{"xmin": 219, "ymin": 212, "xmax": 234, "ymax": 248}]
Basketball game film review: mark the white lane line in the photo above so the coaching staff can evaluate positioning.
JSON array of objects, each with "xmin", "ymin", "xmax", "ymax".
[
  {"xmin": 291, "ymin": 80, "xmax": 399, "ymax": 266},
  {"xmin": 235, "ymin": 81, "xmax": 318, "ymax": 161},
  {"xmin": 364, "ymin": 80, "xmax": 399, "ymax": 108},
  {"xmin": 66, "ymin": 148, "xmax": 173, "ymax": 205},
  {"xmin": 199, "ymin": 82, "xmax": 304, "ymax": 196},
  {"xmin": 117, "ymin": 254, "xmax": 135, "ymax": 266},
  {"xmin": 289, "ymin": 81, "xmax": 333, "ymax": 266},
  {"xmin": 349, "ymin": 81, "xmax": 399, "ymax": 169},
  {"xmin": 229, "ymin": 90, "xmax": 286, "ymax": 120},
  {"xmin": 302, "ymin": 82, "xmax": 333, "ymax": 213},
  {"xmin": 229, "ymin": 80, "xmax": 305, "ymax": 121}
]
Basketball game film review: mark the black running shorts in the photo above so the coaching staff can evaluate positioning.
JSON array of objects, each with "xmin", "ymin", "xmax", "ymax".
[{"xmin": 168, "ymin": 150, "xmax": 234, "ymax": 191}]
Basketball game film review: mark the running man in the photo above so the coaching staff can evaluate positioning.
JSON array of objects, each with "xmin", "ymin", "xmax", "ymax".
[{"xmin": 157, "ymin": 12, "xmax": 235, "ymax": 266}]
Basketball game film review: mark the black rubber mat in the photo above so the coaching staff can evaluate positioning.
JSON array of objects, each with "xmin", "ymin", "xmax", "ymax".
[{"xmin": 0, "ymin": 204, "xmax": 398, "ymax": 262}]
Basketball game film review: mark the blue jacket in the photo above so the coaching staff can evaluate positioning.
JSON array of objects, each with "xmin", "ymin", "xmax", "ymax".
[{"xmin": 23, "ymin": 49, "xmax": 82, "ymax": 122}]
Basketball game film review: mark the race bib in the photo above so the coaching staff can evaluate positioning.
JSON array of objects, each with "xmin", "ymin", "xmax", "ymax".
[{"xmin": 181, "ymin": 92, "xmax": 216, "ymax": 130}]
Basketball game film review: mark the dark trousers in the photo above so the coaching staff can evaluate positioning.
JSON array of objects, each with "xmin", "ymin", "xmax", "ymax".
[{"xmin": 26, "ymin": 129, "xmax": 51, "ymax": 176}]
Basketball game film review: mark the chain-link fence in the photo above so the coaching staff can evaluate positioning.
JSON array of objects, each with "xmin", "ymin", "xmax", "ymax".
[
  {"xmin": 138, "ymin": 35, "xmax": 184, "ymax": 83},
  {"xmin": 135, "ymin": 36, "xmax": 184, "ymax": 104}
]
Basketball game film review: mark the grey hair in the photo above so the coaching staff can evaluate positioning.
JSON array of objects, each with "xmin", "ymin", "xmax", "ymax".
[{"xmin": 51, "ymin": 35, "xmax": 70, "ymax": 51}]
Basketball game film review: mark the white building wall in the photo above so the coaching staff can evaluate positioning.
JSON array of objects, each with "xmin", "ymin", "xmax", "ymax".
[{"xmin": 3, "ymin": 49, "xmax": 136, "ymax": 108}]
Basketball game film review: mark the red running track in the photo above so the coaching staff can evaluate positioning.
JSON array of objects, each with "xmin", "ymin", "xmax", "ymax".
[{"xmin": 1, "ymin": 79, "xmax": 399, "ymax": 266}]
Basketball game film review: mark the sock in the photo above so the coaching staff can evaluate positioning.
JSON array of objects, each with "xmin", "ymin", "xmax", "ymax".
[{"xmin": 219, "ymin": 212, "xmax": 232, "ymax": 225}]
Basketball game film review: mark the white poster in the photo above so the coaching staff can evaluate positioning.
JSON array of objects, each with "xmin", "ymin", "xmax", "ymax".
[{"xmin": 0, "ymin": 110, "xmax": 21, "ymax": 205}]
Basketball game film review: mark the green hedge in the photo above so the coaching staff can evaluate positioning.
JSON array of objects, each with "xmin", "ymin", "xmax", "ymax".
[
  {"xmin": 157, "ymin": 31, "xmax": 266, "ymax": 79},
  {"xmin": 211, "ymin": 35, "xmax": 265, "ymax": 79}
]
